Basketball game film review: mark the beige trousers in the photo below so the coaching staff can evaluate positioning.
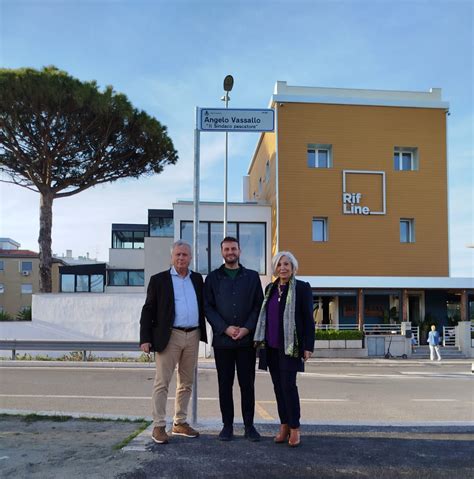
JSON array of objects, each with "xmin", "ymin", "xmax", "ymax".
[{"xmin": 152, "ymin": 328, "xmax": 200, "ymax": 427}]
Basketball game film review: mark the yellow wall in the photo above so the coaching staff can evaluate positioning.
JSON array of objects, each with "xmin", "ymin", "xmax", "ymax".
[{"xmin": 250, "ymin": 102, "xmax": 449, "ymax": 277}]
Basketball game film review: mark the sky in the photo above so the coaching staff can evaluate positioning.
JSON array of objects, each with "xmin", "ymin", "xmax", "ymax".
[{"xmin": 0, "ymin": 0, "xmax": 472, "ymax": 276}]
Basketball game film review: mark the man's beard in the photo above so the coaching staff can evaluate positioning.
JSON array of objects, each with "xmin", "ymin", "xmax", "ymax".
[{"xmin": 224, "ymin": 255, "xmax": 239, "ymax": 265}]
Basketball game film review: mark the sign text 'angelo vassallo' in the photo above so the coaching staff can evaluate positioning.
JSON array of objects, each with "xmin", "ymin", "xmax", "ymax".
[{"xmin": 198, "ymin": 108, "xmax": 275, "ymax": 132}]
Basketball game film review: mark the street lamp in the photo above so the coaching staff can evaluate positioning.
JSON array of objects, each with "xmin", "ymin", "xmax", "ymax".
[{"xmin": 222, "ymin": 75, "xmax": 233, "ymax": 237}]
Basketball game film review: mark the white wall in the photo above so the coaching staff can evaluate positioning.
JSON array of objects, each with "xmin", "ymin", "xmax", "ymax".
[
  {"xmin": 144, "ymin": 237, "xmax": 174, "ymax": 288},
  {"xmin": 108, "ymin": 248, "xmax": 144, "ymax": 269},
  {"xmin": 1, "ymin": 292, "xmax": 209, "ymax": 358}
]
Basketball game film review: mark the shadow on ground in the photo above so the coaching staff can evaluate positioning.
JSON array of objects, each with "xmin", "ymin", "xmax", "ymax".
[{"xmin": 1, "ymin": 417, "xmax": 473, "ymax": 479}]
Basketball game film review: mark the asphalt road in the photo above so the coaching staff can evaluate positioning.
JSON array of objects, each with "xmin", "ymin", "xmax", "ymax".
[{"xmin": 1, "ymin": 359, "xmax": 473, "ymax": 425}]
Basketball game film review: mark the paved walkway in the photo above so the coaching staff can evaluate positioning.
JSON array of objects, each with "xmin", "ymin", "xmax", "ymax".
[{"xmin": 1, "ymin": 415, "xmax": 473, "ymax": 479}]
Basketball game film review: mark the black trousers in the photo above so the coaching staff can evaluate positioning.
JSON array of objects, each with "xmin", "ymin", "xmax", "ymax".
[
  {"xmin": 214, "ymin": 347, "xmax": 256, "ymax": 427},
  {"xmin": 267, "ymin": 347, "xmax": 300, "ymax": 428}
]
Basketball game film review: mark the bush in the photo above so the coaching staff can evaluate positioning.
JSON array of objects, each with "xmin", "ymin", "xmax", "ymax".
[
  {"xmin": 315, "ymin": 330, "xmax": 363, "ymax": 340},
  {"xmin": 16, "ymin": 307, "xmax": 32, "ymax": 321},
  {"xmin": 0, "ymin": 310, "xmax": 14, "ymax": 321}
]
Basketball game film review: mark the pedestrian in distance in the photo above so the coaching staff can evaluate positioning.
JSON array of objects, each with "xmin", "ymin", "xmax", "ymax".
[
  {"xmin": 427, "ymin": 324, "xmax": 442, "ymax": 361},
  {"xmin": 204, "ymin": 236, "xmax": 264, "ymax": 442},
  {"xmin": 139, "ymin": 240, "xmax": 208, "ymax": 444},
  {"xmin": 254, "ymin": 251, "xmax": 315, "ymax": 447}
]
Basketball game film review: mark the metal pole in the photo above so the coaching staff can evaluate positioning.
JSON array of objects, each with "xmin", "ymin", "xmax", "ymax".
[
  {"xmin": 191, "ymin": 109, "xmax": 201, "ymax": 425},
  {"xmin": 223, "ymin": 92, "xmax": 229, "ymax": 237}
]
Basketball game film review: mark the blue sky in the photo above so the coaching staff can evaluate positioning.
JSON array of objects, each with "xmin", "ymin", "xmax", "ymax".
[{"xmin": 0, "ymin": 0, "xmax": 472, "ymax": 276}]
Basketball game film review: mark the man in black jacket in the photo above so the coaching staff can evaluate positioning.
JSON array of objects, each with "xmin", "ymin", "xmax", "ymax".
[
  {"xmin": 140, "ymin": 240, "xmax": 207, "ymax": 445},
  {"xmin": 204, "ymin": 236, "xmax": 264, "ymax": 441}
]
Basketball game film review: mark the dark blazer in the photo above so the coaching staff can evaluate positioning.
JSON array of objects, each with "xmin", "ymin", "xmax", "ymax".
[
  {"xmin": 258, "ymin": 279, "xmax": 315, "ymax": 371},
  {"xmin": 204, "ymin": 264, "xmax": 264, "ymax": 349},
  {"xmin": 139, "ymin": 269, "xmax": 207, "ymax": 353}
]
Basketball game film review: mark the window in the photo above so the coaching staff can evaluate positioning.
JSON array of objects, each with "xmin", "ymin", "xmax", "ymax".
[
  {"xmin": 394, "ymin": 147, "xmax": 418, "ymax": 171},
  {"xmin": 112, "ymin": 230, "xmax": 145, "ymax": 249},
  {"xmin": 400, "ymin": 219, "xmax": 415, "ymax": 243},
  {"xmin": 150, "ymin": 217, "xmax": 174, "ymax": 237},
  {"xmin": 21, "ymin": 261, "xmax": 33, "ymax": 273},
  {"xmin": 307, "ymin": 144, "xmax": 332, "ymax": 168},
  {"xmin": 0, "ymin": 283, "xmax": 4, "ymax": 294},
  {"xmin": 0, "ymin": 260, "xmax": 4, "ymax": 271},
  {"xmin": 21, "ymin": 284, "xmax": 33, "ymax": 294},
  {"xmin": 181, "ymin": 221, "xmax": 266, "ymax": 275},
  {"xmin": 108, "ymin": 270, "xmax": 145, "ymax": 286},
  {"xmin": 149, "ymin": 210, "xmax": 174, "ymax": 237},
  {"xmin": 61, "ymin": 275, "xmax": 75, "ymax": 292},
  {"xmin": 60, "ymin": 273, "xmax": 105, "ymax": 293},
  {"xmin": 312, "ymin": 218, "xmax": 328, "ymax": 242}
]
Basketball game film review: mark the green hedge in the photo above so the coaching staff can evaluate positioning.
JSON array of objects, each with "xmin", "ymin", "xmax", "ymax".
[{"xmin": 315, "ymin": 330, "xmax": 363, "ymax": 340}]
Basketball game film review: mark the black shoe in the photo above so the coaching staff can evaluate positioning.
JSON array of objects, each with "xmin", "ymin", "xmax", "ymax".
[
  {"xmin": 244, "ymin": 425, "xmax": 261, "ymax": 442},
  {"xmin": 218, "ymin": 425, "xmax": 233, "ymax": 441}
]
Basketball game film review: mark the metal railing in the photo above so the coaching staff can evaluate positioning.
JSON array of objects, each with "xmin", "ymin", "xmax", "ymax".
[
  {"xmin": 442, "ymin": 326, "xmax": 456, "ymax": 347},
  {"xmin": 0, "ymin": 340, "xmax": 140, "ymax": 361},
  {"xmin": 363, "ymin": 324, "xmax": 401, "ymax": 335},
  {"xmin": 412, "ymin": 326, "xmax": 420, "ymax": 345},
  {"xmin": 315, "ymin": 324, "xmax": 359, "ymax": 331}
]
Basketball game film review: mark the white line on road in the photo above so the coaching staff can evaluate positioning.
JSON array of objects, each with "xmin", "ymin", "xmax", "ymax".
[
  {"xmin": 411, "ymin": 399, "xmax": 459, "ymax": 402},
  {"xmin": 0, "ymin": 394, "xmax": 355, "ymax": 403}
]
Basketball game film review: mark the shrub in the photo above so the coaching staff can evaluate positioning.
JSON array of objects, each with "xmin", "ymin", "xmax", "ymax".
[
  {"xmin": 16, "ymin": 307, "xmax": 32, "ymax": 321},
  {"xmin": 315, "ymin": 330, "xmax": 363, "ymax": 340},
  {"xmin": 0, "ymin": 310, "xmax": 14, "ymax": 321}
]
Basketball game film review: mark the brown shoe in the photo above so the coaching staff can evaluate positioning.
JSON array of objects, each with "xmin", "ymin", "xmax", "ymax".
[
  {"xmin": 152, "ymin": 426, "xmax": 169, "ymax": 444},
  {"xmin": 288, "ymin": 428, "xmax": 300, "ymax": 447},
  {"xmin": 274, "ymin": 424, "xmax": 290, "ymax": 443},
  {"xmin": 172, "ymin": 422, "xmax": 199, "ymax": 438}
]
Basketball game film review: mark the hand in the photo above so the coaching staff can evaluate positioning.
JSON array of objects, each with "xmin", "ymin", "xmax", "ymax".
[
  {"xmin": 140, "ymin": 343, "xmax": 152, "ymax": 354},
  {"xmin": 225, "ymin": 326, "xmax": 240, "ymax": 338},
  {"xmin": 303, "ymin": 350, "xmax": 312, "ymax": 362},
  {"xmin": 233, "ymin": 327, "xmax": 249, "ymax": 341}
]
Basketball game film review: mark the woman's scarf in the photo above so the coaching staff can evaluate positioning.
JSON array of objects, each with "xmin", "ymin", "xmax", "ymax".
[{"xmin": 254, "ymin": 276, "xmax": 299, "ymax": 358}]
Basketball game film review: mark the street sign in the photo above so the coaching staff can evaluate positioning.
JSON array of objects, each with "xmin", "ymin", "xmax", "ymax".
[{"xmin": 198, "ymin": 108, "xmax": 275, "ymax": 132}]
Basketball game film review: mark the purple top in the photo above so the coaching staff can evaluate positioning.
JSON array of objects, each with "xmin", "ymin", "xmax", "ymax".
[{"xmin": 266, "ymin": 283, "xmax": 287, "ymax": 348}]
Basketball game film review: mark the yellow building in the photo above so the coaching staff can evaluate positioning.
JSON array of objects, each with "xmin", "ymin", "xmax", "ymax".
[
  {"xmin": 0, "ymin": 238, "xmax": 61, "ymax": 317},
  {"xmin": 247, "ymin": 82, "xmax": 472, "ymax": 338}
]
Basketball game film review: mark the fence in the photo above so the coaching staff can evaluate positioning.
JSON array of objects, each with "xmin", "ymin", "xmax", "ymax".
[
  {"xmin": 442, "ymin": 326, "xmax": 456, "ymax": 347},
  {"xmin": 363, "ymin": 324, "xmax": 401, "ymax": 335},
  {"xmin": 0, "ymin": 340, "xmax": 140, "ymax": 361},
  {"xmin": 315, "ymin": 324, "xmax": 359, "ymax": 331}
]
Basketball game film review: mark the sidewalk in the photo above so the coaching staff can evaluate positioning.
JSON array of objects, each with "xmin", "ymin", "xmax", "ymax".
[{"xmin": 1, "ymin": 415, "xmax": 473, "ymax": 479}]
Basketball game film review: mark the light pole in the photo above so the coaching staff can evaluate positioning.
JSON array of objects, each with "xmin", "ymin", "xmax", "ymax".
[{"xmin": 222, "ymin": 75, "xmax": 234, "ymax": 237}]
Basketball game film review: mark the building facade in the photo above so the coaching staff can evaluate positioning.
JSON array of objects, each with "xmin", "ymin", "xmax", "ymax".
[
  {"xmin": 246, "ymin": 82, "xmax": 472, "ymax": 336},
  {"xmin": 0, "ymin": 238, "xmax": 62, "ymax": 317}
]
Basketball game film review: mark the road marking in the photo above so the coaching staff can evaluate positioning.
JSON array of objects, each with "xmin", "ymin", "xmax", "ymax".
[
  {"xmin": 0, "ymin": 456, "xmax": 9, "ymax": 461},
  {"xmin": 255, "ymin": 401, "xmax": 274, "ymax": 420},
  {"xmin": 413, "ymin": 399, "xmax": 461, "ymax": 403}
]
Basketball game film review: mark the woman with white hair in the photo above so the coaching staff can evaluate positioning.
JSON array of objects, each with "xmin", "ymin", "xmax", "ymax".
[{"xmin": 254, "ymin": 251, "xmax": 315, "ymax": 447}]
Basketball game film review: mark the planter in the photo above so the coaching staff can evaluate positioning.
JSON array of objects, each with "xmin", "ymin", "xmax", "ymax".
[
  {"xmin": 315, "ymin": 340, "xmax": 329, "ymax": 349},
  {"xmin": 329, "ymin": 340, "xmax": 345, "ymax": 349},
  {"xmin": 346, "ymin": 339, "xmax": 363, "ymax": 349}
]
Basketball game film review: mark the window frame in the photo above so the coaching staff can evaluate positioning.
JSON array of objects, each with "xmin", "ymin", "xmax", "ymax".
[
  {"xmin": 21, "ymin": 283, "xmax": 33, "ymax": 294},
  {"xmin": 180, "ymin": 220, "xmax": 267, "ymax": 275},
  {"xmin": 400, "ymin": 218, "xmax": 415, "ymax": 243},
  {"xmin": 107, "ymin": 269, "xmax": 145, "ymax": 287},
  {"xmin": 312, "ymin": 217, "xmax": 328, "ymax": 242},
  {"xmin": 307, "ymin": 144, "xmax": 332, "ymax": 168},
  {"xmin": 394, "ymin": 147, "xmax": 418, "ymax": 171}
]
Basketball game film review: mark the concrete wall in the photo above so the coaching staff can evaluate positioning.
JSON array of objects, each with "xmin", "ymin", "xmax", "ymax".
[
  {"xmin": 108, "ymin": 248, "xmax": 144, "ymax": 269},
  {"xmin": 144, "ymin": 237, "xmax": 174, "ymax": 288},
  {"xmin": 0, "ymin": 292, "xmax": 209, "ymax": 358}
]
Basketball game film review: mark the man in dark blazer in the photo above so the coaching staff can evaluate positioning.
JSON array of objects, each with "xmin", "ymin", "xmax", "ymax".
[
  {"xmin": 204, "ymin": 236, "xmax": 264, "ymax": 442},
  {"xmin": 140, "ymin": 240, "xmax": 207, "ymax": 445}
]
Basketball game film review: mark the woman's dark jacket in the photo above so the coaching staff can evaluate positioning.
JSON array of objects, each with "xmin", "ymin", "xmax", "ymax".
[
  {"xmin": 258, "ymin": 279, "xmax": 315, "ymax": 371},
  {"xmin": 139, "ymin": 269, "xmax": 207, "ymax": 353},
  {"xmin": 204, "ymin": 264, "xmax": 264, "ymax": 349}
]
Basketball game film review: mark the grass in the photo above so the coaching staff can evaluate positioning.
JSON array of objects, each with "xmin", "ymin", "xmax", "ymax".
[
  {"xmin": 4, "ymin": 352, "xmax": 152, "ymax": 362},
  {"xmin": 113, "ymin": 421, "xmax": 151, "ymax": 450}
]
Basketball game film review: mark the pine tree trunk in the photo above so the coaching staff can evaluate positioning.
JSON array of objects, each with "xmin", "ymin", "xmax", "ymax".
[{"xmin": 38, "ymin": 191, "xmax": 54, "ymax": 293}]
